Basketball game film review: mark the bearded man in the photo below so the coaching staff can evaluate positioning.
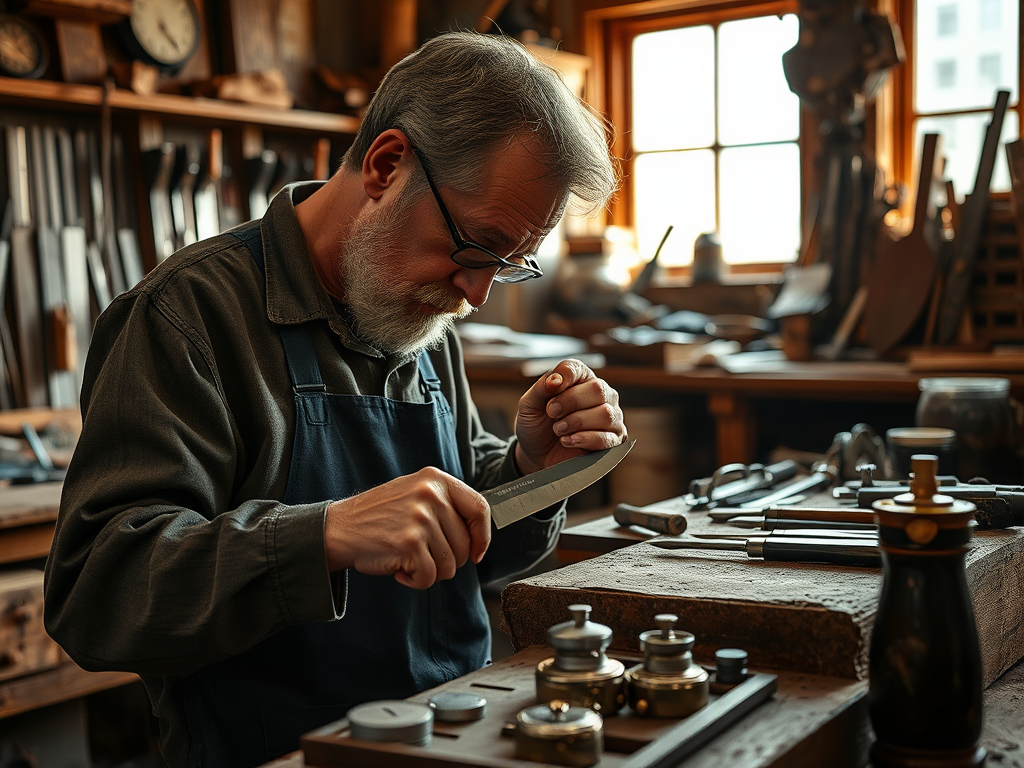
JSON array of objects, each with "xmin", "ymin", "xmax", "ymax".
[{"xmin": 44, "ymin": 31, "xmax": 624, "ymax": 768}]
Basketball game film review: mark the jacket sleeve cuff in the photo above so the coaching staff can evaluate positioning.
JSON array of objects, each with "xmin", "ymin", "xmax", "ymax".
[{"xmin": 270, "ymin": 502, "xmax": 347, "ymax": 622}]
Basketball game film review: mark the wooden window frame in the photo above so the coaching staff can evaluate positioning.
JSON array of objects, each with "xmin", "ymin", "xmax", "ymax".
[
  {"xmin": 580, "ymin": 0, "xmax": 1023, "ymax": 275},
  {"xmin": 885, "ymin": 0, "xmax": 1024, "ymax": 205}
]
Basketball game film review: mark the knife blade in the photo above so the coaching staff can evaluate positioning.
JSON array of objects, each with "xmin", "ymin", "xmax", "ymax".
[{"xmin": 485, "ymin": 440, "xmax": 634, "ymax": 529}]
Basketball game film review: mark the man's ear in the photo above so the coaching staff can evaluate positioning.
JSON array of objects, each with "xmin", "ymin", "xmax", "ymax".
[{"xmin": 361, "ymin": 129, "xmax": 413, "ymax": 201}]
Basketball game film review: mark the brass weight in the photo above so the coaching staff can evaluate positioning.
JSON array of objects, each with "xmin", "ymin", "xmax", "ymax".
[{"xmin": 625, "ymin": 614, "xmax": 710, "ymax": 718}]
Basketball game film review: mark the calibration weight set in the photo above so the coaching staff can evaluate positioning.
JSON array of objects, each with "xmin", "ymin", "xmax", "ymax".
[{"xmin": 300, "ymin": 607, "xmax": 777, "ymax": 767}]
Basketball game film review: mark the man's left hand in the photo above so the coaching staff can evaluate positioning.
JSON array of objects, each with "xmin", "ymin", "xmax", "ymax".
[{"xmin": 514, "ymin": 359, "xmax": 627, "ymax": 475}]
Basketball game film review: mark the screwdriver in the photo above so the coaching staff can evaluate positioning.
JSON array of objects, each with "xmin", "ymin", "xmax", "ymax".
[{"xmin": 649, "ymin": 535, "xmax": 880, "ymax": 567}]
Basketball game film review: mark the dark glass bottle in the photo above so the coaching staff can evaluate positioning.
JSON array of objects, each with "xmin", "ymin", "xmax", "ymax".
[{"xmin": 869, "ymin": 455, "xmax": 985, "ymax": 768}]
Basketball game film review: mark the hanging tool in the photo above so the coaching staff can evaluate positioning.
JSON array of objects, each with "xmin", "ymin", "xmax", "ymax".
[{"xmin": 649, "ymin": 535, "xmax": 880, "ymax": 567}]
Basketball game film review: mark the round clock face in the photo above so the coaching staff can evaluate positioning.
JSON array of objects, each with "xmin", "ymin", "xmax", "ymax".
[
  {"xmin": 129, "ymin": 0, "xmax": 200, "ymax": 69},
  {"xmin": 0, "ymin": 15, "xmax": 48, "ymax": 79}
]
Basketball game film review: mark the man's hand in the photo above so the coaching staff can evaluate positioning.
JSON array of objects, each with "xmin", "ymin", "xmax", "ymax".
[
  {"xmin": 324, "ymin": 468, "xmax": 491, "ymax": 590},
  {"xmin": 514, "ymin": 359, "xmax": 627, "ymax": 475}
]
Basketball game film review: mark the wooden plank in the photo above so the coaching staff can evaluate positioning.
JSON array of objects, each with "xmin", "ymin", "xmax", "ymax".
[
  {"xmin": 503, "ymin": 525, "xmax": 1024, "ymax": 688},
  {"xmin": 0, "ymin": 662, "xmax": 138, "ymax": 719},
  {"xmin": 0, "ymin": 76, "xmax": 360, "ymax": 134},
  {"xmin": 300, "ymin": 645, "xmax": 869, "ymax": 768},
  {"xmin": 0, "ymin": 481, "xmax": 62, "ymax": 529},
  {"xmin": 0, "ymin": 523, "xmax": 55, "ymax": 563}
]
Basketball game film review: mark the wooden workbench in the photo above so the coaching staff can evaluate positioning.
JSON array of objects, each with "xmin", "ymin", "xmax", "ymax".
[{"xmin": 466, "ymin": 361, "xmax": 1024, "ymax": 466}]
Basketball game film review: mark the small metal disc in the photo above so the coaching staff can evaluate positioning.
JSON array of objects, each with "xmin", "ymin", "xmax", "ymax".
[
  {"xmin": 348, "ymin": 700, "xmax": 433, "ymax": 744},
  {"xmin": 428, "ymin": 692, "xmax": 487, "ymax": 722}
]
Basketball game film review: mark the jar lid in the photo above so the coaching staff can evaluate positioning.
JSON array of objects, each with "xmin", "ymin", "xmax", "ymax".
[
  {"xmin": 348, "ymin": 701, "xmax": 433, "ymax": 744},
  {"xmin": 548, "ymin": 604, "xmax": 612, "ymax": 652},
  {"xmin": 428, "ymin": 692, "xmax": 487, "ymax": 722},
  {"xmin": 639, "ymin": 614, "xmax": 694, "ymax": 657},
  {"xmin": 517, "ymin": 700, "xmax": 603, "ymax": 738},
  {"xmin": 918, "ymin": 377, "xmax": 1010, "ymax": 396},
  {"xmin": 886, "ymin": 427, "xmax": 956, "ymax": 446}
]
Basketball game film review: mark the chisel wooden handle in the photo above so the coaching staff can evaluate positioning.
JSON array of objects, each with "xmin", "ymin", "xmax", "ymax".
[{"xmin": 613, "ymin": 504, "xmax": 687, "ymax": 536}]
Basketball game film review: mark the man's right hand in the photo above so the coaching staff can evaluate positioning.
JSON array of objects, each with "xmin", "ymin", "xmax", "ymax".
[{"xmin": 324, "ymin": 468, "xmax": 491, "ymax": 590}]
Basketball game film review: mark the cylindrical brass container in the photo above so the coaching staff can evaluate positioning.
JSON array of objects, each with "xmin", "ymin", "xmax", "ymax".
[
  {"xmin": 535, "ymin": 604, "xmax": 626, "ymax": 714},
  {"xmin": 515, "ymin": 700, "xmax": 603, "ymax": 767},
  {"xmin": 869, "ymin": 455, "xmax": 985, "ymax": 768},
  {"xmin": 625, "ymin": 614, "xmax": 710, "ymax": 718}
]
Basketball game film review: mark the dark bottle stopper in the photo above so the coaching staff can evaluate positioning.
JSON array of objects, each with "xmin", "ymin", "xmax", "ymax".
[{"xmin": 715, "ymin": 648, "xmax": 748, "ymax": 685}]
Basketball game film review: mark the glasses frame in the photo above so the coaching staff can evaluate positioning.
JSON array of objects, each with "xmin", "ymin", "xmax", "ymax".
[{"xmin": 414, "ymin": 151, "xmax": 544, "ymax": 283}]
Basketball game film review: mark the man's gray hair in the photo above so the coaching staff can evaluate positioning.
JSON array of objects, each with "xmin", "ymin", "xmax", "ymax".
[{"xmin": 342, "ymin": 32, "xmax": 618, "ymax": 213}]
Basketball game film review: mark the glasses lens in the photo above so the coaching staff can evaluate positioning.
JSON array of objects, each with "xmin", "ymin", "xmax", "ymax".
[
  {"xmin": 452, "ymin": 247, "xmax": 499, "ymax": 269},
  {"xmin": 452, "ymin": 247, "xmax": 542, "ymax": 283}
]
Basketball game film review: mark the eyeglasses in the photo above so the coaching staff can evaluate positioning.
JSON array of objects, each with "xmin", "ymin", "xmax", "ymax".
[{"xmin": 414, "ymin": 151, "xmax": 544, "ymax": 284}]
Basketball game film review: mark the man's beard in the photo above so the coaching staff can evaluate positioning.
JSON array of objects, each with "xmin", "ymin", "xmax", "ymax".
[{"xmin": 338, "ymin": 197, "xmax": 476, "ymax": 356}]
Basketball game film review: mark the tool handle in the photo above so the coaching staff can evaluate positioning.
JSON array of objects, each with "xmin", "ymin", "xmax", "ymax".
[
  {"xmin": 765, "ymin": 507, "xmax": 876, "ymax": 524},
  {"xmin": 613, "ymin": 504, "xmax": 687, "ymax": 536},
  {"xmin": 754, "ymin": 537, "xmax": 880, "ymax": 567}
]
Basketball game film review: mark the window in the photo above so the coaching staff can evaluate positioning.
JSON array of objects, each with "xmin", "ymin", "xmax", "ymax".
[
  {"xmin": 936, "ymin": 59, "xmax": 957, "ymax": 88},
  {"xmin": 980, "ymin": 0, "xmax": 1002, "ymax": 30},
  {"xmin": 595, "ymin": 4, "xmax": 800, "ymax": 267},
  {"xmin": 979, "ymin": 54, "xmax": 1001, "ymax": 87},
  {"xmin": 937, "ymin": 4, "xmax": 957, "ymax": 35},
  {"xmin": 905, "ymin": 0, "xmax": 1020, "ymax": 198}
]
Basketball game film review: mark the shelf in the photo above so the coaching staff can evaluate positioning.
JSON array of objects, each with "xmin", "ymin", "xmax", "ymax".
[{"xmin": 0, "ymin": 77, "xmax": 361, "ymax": 134}]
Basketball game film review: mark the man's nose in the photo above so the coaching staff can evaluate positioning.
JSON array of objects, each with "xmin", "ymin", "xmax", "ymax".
[{"xmin": 452, "ymin": 267, "xmax": 498, "ymax": 307}]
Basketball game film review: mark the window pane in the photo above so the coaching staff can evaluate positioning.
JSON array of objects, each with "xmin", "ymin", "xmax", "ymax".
[
  {"xmin": 916, "ymin": 0, "xmax": 1019, "ymax": 112},
  {"xmin": 633, "ymin": 150, "xmax": 716, "ymax": 266},
  {"xmin": 632, "ymin": 26, "xmax": 715, "ymax": 152},
  {"xmin": 915, "ymin": 111, "xmax": 1020, "ymax": 198},
  {"xmin": 719, "ymin": 144, "xmax": 801, "ymax": 264},
  {"xmin": 718, "ymin": 14, "xmax": 800, "ymax": 146}
]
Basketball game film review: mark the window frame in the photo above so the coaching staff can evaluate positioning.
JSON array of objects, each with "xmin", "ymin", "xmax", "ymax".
[
  {"xmin": 580, "ymin": 0, "xmax": 1024, "ymax": 274},
  {"xmin": 885, "ymin": 0, "xmax": 1024, "ymax": 206}
]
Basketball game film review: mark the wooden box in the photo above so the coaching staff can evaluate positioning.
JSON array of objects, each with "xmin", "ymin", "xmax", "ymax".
[{"xmin": 0, "ymin": 569, "xmax": 64, "ymax": 682}]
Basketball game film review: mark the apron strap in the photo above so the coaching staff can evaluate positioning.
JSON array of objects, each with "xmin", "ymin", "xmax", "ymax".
[{"xmin": 230, "ymin": 227, "xmax": 327, "ymax": 394}]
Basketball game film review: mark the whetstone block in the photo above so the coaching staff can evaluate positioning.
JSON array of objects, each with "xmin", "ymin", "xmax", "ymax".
[{"xmin": 500, "ymin": 529, "xmax": 1024, "ymax": 686}]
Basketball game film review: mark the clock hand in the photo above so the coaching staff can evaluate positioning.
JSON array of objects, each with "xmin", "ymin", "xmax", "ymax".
[{"xmin": 157, "ymin": 19, "xmax": 182, "ymax": 52}]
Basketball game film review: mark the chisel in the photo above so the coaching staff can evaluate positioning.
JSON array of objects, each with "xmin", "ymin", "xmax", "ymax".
[
  {"xmin": 647, "ymin": 536, "xmax": 880, "ymax": 569},
  {"xmin": 721, "ymin": 515, "xmax": 877, "ymax": 532},
  {"xmin": 650, "ymin": 536, "xmax": 880, "ymax": 567},
  {"xmin": 690, "ymin": 528, "xmax": 877, "ymax": 541},
  {"xmin": 710, "ymin": 506, "xmax": 876, "ymax": 524}
]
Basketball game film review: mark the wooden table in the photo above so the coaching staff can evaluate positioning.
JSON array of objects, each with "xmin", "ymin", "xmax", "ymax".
[{"xmin": 466, "ymin": 361, "xmax": 1024, "ymax": 466}]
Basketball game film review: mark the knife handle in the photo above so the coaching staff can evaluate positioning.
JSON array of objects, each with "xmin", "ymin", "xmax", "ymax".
[
  {"xmin": 753, "ymin": 537, "xmax": 880, "ymax": 567},
  {"xmin": 613, "ymin": 504, "xmax": 687, "ymax": 536}
]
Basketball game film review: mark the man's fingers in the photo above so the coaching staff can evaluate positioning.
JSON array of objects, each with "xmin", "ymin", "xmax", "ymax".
[
  {"xmin": 443, "ymin": 475, "xmax": 491, "ymax": 565},
  {"xmin": 522, "ymin": 359, "xmax": 595, "ymax": 410}
]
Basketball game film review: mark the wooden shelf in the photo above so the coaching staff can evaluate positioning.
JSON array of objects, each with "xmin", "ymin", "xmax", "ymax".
[
  {"xmin": 0, "ymin": 77, "xmax": 361, "ymax": 134},
  {"xmin": 0, "ymin": 662, "xmax": 139, "ymax": 719}
]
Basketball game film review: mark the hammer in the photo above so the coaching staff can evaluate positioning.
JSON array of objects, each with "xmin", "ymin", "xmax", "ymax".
[{"xmin": 613, "ymin": 504, "xmax": 687, "ymax": 536}]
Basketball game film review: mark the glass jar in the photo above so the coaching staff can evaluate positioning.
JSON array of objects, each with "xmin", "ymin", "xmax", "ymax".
[{"xmin": 915, "ymin": 378, "xmax": 1018, "ymax": 483}]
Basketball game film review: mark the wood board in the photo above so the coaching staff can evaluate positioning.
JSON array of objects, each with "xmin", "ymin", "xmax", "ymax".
[
  {"xmin": 504, "ymin": 505, "xmax": 1024, "ymax": 687},
  {"xmin": 301, "ymin": 645, "xmax": 874, "ymax": 768}
]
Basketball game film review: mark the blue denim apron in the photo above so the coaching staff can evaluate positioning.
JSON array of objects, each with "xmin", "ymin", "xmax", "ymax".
[{"xmin": 180, "ymin": 225, "xmax": 490, "ymax": 767}]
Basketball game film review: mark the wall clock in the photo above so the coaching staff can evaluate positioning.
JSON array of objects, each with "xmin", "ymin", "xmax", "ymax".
[
  {"xmin": 0, "ymin": 14, "xmax": 49, "ymax": 79},
  {"xmin": 120, "ymin": 0, "xmax": 200, "ymax": 73}
]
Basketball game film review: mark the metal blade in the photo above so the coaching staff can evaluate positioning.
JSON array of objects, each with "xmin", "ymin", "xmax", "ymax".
[{"xmin": 486, "ymin": 440, "xmax": 634, "ymax": 529}]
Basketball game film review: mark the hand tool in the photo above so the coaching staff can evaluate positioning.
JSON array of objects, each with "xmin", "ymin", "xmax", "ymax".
[
  {"xmin": 854, "ymin": 484, "xmax": 1024, "ymax": 529},
  {"xmin": 7, "ymin": 124, "xmax": 48, "ymax": 408},
  {"xmin": 74, "ymin": 129, "xmax": 112, "ymax": 311},
  {"xmin": 650, "ymin": 535, "xmax": 880, "ymax": 567},
  {"xmin": 485, "ymin": 440, "xmax": 634, "ymax": 529},
  {"xmin": 733, "ymin": 471, "xmax": 832, "ymax": 508},
  {"xmin": 0, "ymin": 202, "xmax": 15, "ymax": 409},
  {"xmin": 719, "ymin": 515, "xmax": 878, "ymax": 532},
  {"xmin": 246, "ymin": 148, "xmax": 277, "ymax": 220},
  {"xmin": 143, "ymin": 142, "xmax": 177, "ymax": 263},
  {"xmin": 937, "ymin": 89, "xmax": 1010, "ymax": 343},
  {"xmin": 31, "ymin": 125, "xmax": 75, "ymax": 407},
  {"xmin": 194, "ymin": 129, "xmax": 222, "ymax": 241},
  {"xmin": 56, "ymin": 128, "xmax": 91, "ymax": 392},
  {"xmin": 711, "ymin": 505, "xmax": 875, "ymax": 524},
  {"xmin": 613, "ymin": 503, "xmax": 687, "ymax": 535},
  {"xmin": 690, "ymin": 528, "xmax": 877, "ymax": 540},
  {"xmin": 687, "ymin": 459, "xmax": 798, "ymax": 508},
  {"xmin": 169, "ymin": 142, "xmax": 200, "ymax": 250},
  {"xmin": 98, "ymin": 81, "xmax": 126, "ymax": 295},
  {"xmin": 112, "ymin": 133, "xmax": 145, "ymax": 289}
]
